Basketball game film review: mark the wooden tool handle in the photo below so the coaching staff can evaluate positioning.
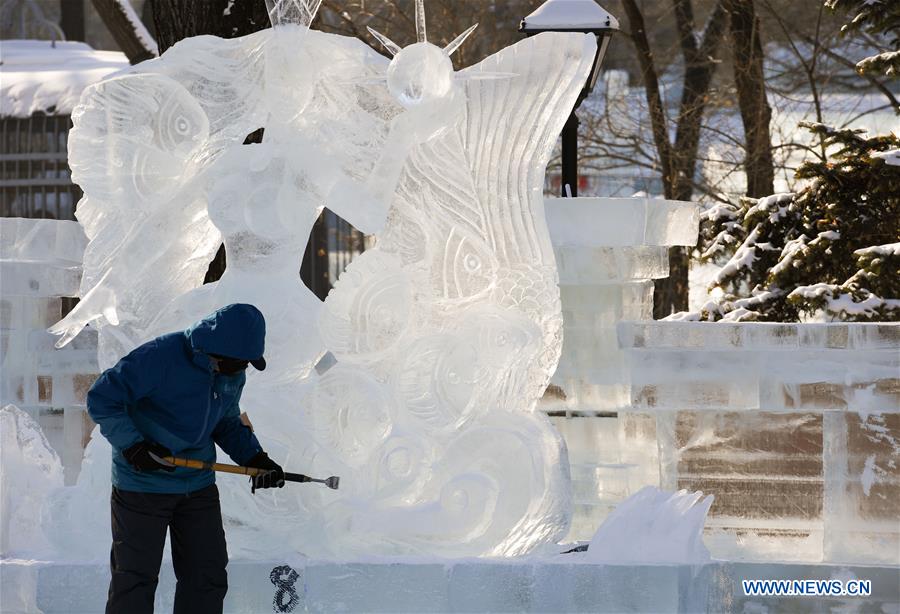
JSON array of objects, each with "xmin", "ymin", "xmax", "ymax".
[
  {"xmin": 163, "ymin": 456, "xmax": 316, "ymax": 483},
  {"xmin": 163, "ymin": 456, "xmax": 267, "ymax": 477}
]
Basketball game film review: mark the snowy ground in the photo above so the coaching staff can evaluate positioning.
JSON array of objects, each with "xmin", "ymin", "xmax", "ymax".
[{"xmin": 0, "ymin": 40, "xmax": 128, "ymax": 117}]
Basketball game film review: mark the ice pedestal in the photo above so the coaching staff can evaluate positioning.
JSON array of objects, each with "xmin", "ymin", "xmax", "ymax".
[
  {"xmin": 539, "ymin": 197, "xmax": 699, "ymax": 543},
  {"xmin": 0, "ymin": 219, "xmax": 97, "ymax": 485},
  {"xmin": 3, "ymin": 558, "xmax": 897, "ymax": 613},
  {"xmin": 550, "ymin": 414, "xmax": 661, "ymax": 541},
  {"xmin": 542, "ymin": 197, "xmax": 699, "ymax": 413}
]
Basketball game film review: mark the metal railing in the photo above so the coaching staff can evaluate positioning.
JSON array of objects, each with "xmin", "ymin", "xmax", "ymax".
[{"xmin": 0, "ymin": 114, "xmax": 81, "ymax": 220}]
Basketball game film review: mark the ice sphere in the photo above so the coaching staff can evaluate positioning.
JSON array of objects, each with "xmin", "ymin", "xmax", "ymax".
[
  {"xmin": 0, "ymin": 404, "xmax": 64, "ymax": 557},
  {"xmin": 387, "ymin": 43, "xmax": 454, "ymax": 107}
]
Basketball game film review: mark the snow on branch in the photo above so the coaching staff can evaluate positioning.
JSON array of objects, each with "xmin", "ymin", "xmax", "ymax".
[{"xmin": 91, "ymin": 0, "xmax": 157, "ymax": 64}]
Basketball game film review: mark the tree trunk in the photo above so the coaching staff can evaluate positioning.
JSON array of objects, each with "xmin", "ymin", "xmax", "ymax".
[
  {"xmin": 60, "ymin": 0, "xmax": 86, "ymax": 41},
  {"xmin": 653, "ymin": 2, "xmax": 729, "ymax": 318},
  {"xmin": 725, "ymin": 0, "xmax": 775, "ymax": 198},
  {"xmin": 149, "ymin": 0, "xmax": 270, "ymax": 53},
  {"xmin": 91, "ymin": 0, "xmax": 157, "ymax": 63},
  {"xmin": 623, "ymin": 0, "xmax": 728, "ymax": 318},
  {"xmin": 621, "ymin": 0, "xmax": 674, "ymax": 197}
]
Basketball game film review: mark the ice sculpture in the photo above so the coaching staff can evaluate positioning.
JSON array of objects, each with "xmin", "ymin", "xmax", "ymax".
[
  {"xmin": 586, "ymin": 486, "xmax": 713, "ymax": 564},
  {"xmin": 49, "ymin": 0, "xmax": 597, "ymax": 557},
  {"xmin": 1, "ymin": 405, "xmax": 64, "ymax": 557}
]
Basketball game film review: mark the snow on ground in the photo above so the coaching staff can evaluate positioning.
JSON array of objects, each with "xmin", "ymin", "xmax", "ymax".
[{"xmin": 0, "ymin": 40, "xmax": 128, "ymax": 117}]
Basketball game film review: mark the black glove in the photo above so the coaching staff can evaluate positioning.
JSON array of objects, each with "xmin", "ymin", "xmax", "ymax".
[
  {"xmin": 246, "ymin": 451, "xmax": 285, "ymax": 493},
  {"xmin": 122, "ymin": 441, "xmax": 176, "ymax": 472}
]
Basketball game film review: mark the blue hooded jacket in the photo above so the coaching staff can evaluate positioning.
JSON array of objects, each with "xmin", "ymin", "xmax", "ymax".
[{"xmin": 87, "ymin": 304, "xmax": 266, "ymax": 494}]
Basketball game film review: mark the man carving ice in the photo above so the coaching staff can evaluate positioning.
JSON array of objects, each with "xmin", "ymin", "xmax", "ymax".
[{"xmin": 87, "ymin": 303, "xmax": 286, "ymax": 614}]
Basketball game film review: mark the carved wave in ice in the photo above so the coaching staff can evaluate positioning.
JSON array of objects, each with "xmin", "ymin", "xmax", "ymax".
[{"xmin": 586, "ymin": 486, "xmax": 714, "ymax": 564}]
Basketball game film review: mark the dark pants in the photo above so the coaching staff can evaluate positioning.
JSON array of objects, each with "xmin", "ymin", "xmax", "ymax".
[{"xmin": 107, "ymin": 484, "xmax": 228, "ymax": 614}]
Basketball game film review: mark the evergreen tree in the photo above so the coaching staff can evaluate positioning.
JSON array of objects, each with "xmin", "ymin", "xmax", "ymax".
[
  {"xmin": 827, "ymin": 0, "xmax": 900, "ymax": 76},
  {"xmin": 686, "ymin": 123, "xmax": 900, "ymax": 322}
]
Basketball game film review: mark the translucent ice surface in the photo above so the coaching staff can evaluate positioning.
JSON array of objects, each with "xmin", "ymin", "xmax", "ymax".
[
  {"xmin": 545, "ymin": 197, "xmax": 700, "ymax": 248},
  {"xmin": 4, "ymin": 558, "xmax": 899, "ymax": 613},
  {"xmin": 1, "ymin": 219, "xmax": 98, "ymax": 419},
  {"xmin": 586, "ymin": 486, "xmax": 713, "ymax": 564},
  {"xmin": 0, "ymin": 405, "xmax": 64, "ymax": 557},
  {"xmin": 47, "ymin": 2, "xmax": 599, "ymax": 558}
]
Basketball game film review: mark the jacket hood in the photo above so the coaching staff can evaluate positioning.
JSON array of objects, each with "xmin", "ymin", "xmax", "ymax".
[{"xmin": 186, "ymin": 304, "xmax": 266, "ymax": 369}]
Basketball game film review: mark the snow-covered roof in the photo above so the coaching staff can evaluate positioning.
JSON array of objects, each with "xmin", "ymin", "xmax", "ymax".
[
  {"xmin": 521, "ymin": 0, "xmax": 619, "ymax": 32},
  {"xmin": 0, "ymin": 40, "xmax": 129, "ymax": 118}
]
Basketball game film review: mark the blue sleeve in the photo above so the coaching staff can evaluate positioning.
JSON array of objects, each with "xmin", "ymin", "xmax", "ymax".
[
  {"xmin": 86, "ymin": 342, "xmax": 163, "ymax": 451},
  {"xmin": 212, "ymin": 391, "xmax": 262, "ymax": 466}
]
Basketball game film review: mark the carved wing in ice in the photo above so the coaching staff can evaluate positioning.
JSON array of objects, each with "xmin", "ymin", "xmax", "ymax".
[
  {"xmin": 49, "ymin": 33, "xmax": 272, "ymax": 367},
  {"xmin": 49, "ymin": 27, "xmax": 399, "ymax": 369},
  {"xmin": 312, "ymin": 32, "xmax": 597, "ymax": 556}
]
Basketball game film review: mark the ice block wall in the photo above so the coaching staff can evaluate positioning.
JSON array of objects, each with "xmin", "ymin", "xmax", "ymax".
[
  {"xmin": 0, "ymin": 218, "xmax": 97, "ymax": 483},
  {"xmin": 617, "ymin": 321, "xmax": 900, "ymax": 564},
  {"xmin": 5, "ymin": 558, "xmax": 899, "ymax": 613}
]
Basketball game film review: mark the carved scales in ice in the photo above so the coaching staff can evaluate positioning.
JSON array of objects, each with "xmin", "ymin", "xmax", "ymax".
[{"xmin": 47, "ymin": 0, "xmax": 597, "ymax": 557}]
